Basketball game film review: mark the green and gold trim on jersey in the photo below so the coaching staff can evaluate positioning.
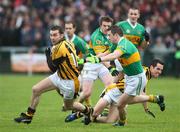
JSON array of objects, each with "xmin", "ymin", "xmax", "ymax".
[
  {"xmin": 118, "ymin": 51, "xmax": 141, "ymax": 67},
  {"xmin": 124, "ymin": 34, "xmax": 141, "ymax": 45}
]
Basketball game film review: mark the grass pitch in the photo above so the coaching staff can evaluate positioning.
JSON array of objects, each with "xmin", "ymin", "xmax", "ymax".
[{"xmin": 0, "ymin": 74, "xmax": 180, "ymax": 132}]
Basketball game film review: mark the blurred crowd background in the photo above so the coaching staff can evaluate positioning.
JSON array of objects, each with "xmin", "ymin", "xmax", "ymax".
[{"xmin": 0, "ymin": 0, "xmax": 179, "ymax": 76}]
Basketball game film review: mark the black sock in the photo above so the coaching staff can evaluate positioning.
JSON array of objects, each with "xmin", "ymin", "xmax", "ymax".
[
  {"xmin": 82, "ymin": 105, "xmax": 89, "ymax": 114},
  {"xmin": 27, "ymin": 107, "xmax": 36, "ymax": 115}
]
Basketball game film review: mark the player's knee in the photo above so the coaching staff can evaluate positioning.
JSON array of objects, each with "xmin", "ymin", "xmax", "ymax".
[
  {"xmin": 32, "ymin": 85, "xmax": 41, "ymax": 96},
  {"xmin": 81, "ymin": 88, "xmax": 91, "ymax": 98},
  {"xmin": 83, "ymin": 91, "xmax": 91, "ymax": 98}
]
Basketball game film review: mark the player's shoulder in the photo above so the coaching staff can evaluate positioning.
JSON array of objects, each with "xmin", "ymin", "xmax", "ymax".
[
  {"xmin": 75, "ymin": 35, "xmax": 86, "ymax": 43},
  {"xmin": 143, "ymin": 66, "xmax": 151, "ymax": 80},
  {"xmin": 91, "ymin": 28, "xmax": 100, "ymax": 35},
  {"xmin": 143, "ymin": 66, "xmax": 149, "ymax": 70},
  {"xmin": 116, "ymin": 20, "xmax": 127, "ymax": 26},
  {"xmin": 57, "ymin": 39, "xmax": 74, "ymax": 49},
  {"xmin": 137, "ymin": 23, "xmax": 145, "ymax": 29},
  {"xmin": 91, "ymin": 28, "xmax": 101, "ymax": 40},
  {"xmin": 143, "ymin": 66, "xmax": 150, "ymax": 75},
  {"xmin": 62, "ymin": 39, "xmax": 71, "ymax": 45}
]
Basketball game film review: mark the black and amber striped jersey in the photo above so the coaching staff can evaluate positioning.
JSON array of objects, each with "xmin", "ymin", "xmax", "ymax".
[
  {"xmin": 114, "ymin": 66, "xmax": 151, "ymax": 93},
  {"xmin": 51, "ymin": 39, "xmax": 79, "ymax": 80},
  {"xmin": 143, "ymin": 66, "xmax": 151, "ymax": 81}
]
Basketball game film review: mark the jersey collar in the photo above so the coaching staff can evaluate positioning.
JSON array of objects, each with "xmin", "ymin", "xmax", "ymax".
[
  {"xmin": 65, "ymin": 33, "xmax": 76, "ymax": 42},
  {"xmin": 118, "ymin": 37, "xmax": 125, "ymax": 44},
  {"xmin": 99, "ymin": 28, "xmax": 107, "ymax": 37},
  {"xmin": 127, "ymin": 19, "xmax": 137, "ymax": 29}
]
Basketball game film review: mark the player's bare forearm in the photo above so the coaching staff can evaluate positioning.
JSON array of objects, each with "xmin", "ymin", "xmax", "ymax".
[
  {"xmin": 96, "ymin": 51, "xmax": 109, "ymax": 57},
  {"xmin": 100, "ymin": 50, "xmax": 122, "ymax": 62}
]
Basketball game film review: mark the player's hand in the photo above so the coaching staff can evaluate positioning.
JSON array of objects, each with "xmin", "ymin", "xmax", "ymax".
[
  {"xmin": 108, "ymin": 66, "xmax": 119, "ymax": 76},
  {"xmin": 45, "ymin": 47, "xmax": 51, "ymax": 56},
  {"xmin": 45, "ymin": 47, "xmax": 57, "ymax": 73},
  {"xmin": 144, "ymin": 31, "xmax": 150, "ymax": 42},
  {"xmin": 145, "ymin": 109, "xmax": 155, "ymax": 118},
  {"xmin": 86, "ymin": 55, "xmax": 101, "ymax": 63},
  {"xmin": 77, "ymin": 58, "xmax": 86, "ymax": 65}
]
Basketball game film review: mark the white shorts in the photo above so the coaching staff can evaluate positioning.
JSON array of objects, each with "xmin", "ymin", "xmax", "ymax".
[
  {"xmin": 124, "ymin": 72, "xmax": 147, "ymax": 96},
  {"xmin": 103, "ymin": 88, "xmax": 123, "ymax": 104},
  {"xmin": 82, "ymin": 62, "xmax": 109, "ymax": 81},
  {"xmin": 49, "ymin": 72, "xmax": 75, "ymax": 99}
]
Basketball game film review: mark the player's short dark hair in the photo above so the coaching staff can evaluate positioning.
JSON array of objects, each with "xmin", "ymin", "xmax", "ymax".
[
  {"xmin": 99, "ymin": 16, "xmax": 113, "ymax": 26},
  {"xmin": 50, "ymin": 25, "xmax": 64, "ymax": 34},
  {"xmin": 65, "ymin": 20, "xmax": 76, "ymax": 28},
  {"xmin": 150, "ymin": 59, "xmax": 164, "ymax": 67},
  {"xmin": 107, "ymin": 25, "xmax": 123, "ymax": 36}
]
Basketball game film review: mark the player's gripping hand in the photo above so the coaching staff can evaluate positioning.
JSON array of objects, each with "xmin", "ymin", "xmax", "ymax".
[
  {"xmin": 108, "ymin": 66, "xmax": 119, "ymax": 76},
  {"xmin": 145, "ymin": 108, "xmax": 155, "ymax": 118},
  {"xmin": 45, "ymin": 47, "xmax": 57, "ymax": 73},
  {"xmin": 45, "ymin": 47, "xmax": 51, "ymax": 55},
  {"xmin": 78, "ymin": 58, "xmax": 86, "ymax": 65},
  {"xmin": 77, "ymin": 54, "xmax": 97, "ymax": 65},
  {"xmin": 86, "ymin": 55, "xmax": 101, "ymax": 63}
]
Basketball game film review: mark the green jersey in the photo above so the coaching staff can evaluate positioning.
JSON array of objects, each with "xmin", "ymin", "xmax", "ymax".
[
  {"xmin": 115, "ymin": 37, "xmax": 143, "ymax": 76},
  {"xmin": 116, "ymin": 19, "xmax": 145, "ymax": 47},
  {"xmin": 89, "ymin": 28, "xmax": 113, "ymax": 55},
  {"xmin": 65, "ymin": 34, "xmax": 89, "ymax": 58}
]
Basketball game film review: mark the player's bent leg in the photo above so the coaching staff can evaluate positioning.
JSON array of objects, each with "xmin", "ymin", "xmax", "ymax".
[
  {"xmin": 30, "ymin": 77, "xmax": 56, "ymax": 109},
  {"xmin": 100, "ymin": 72, "xmax": 113, "ymax": 88},
  {"xmin": 14, "ymin": 77, "xmax": 56, "ymax": 124},
  {"xmin": 92, "ymin": 98, "xmax": 109, "ymax": 122},
  {"xmin": 96, "ymin": 104, "xmax": 119, "ymax": 123},
  {"xmin": 78, "ymin": 79, "xmax": 94, "ymax": 103},
  {"xmin": 112, "ymin": 107, "xmax": 126, "ymax": 127},
  {"xmin": 115, "ymin": 93, "xmax": 130, "ymax": 126},
  {"xmin": 127, "ymin": 94, "xmax": 165, "ymax": 111},
  {"xmin": 105, "ymin": 105, "xmax": 119, "ymax": 123}
]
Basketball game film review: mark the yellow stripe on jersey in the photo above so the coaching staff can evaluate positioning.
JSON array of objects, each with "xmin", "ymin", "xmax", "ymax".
[
  {"xmin": 51, "ymin": 40, "xmax": 79, "ymax": 81},
  {"xmin": 120, "ymin": 51, "xmax": 141, "ymax": 66},
  {"xmin": 124, "ymin": 35, "xmax": 141, "ymax": 45},
  {"xmin": 89, "ymin": 41, "xmax": 109, "ymax": 54},
  {"xmin": 93, "ymin": 45, "xmax": 109, "ymax": 54}
]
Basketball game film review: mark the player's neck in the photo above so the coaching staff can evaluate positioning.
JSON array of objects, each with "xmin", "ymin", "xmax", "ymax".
[
  {"xmin": 131, "ymin": 21, "xmax": 136, "ymax": 26},
  {"xmin": 68, "ymin": 35, "xmax": 73, "ymax": 40},
  {"xmin": 65, "ymin": 33, "xmax": 75, "ymax": 42},
  {"xmin": 127, "ymin": 19, "xmax": 137, "ymax": 28}
]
